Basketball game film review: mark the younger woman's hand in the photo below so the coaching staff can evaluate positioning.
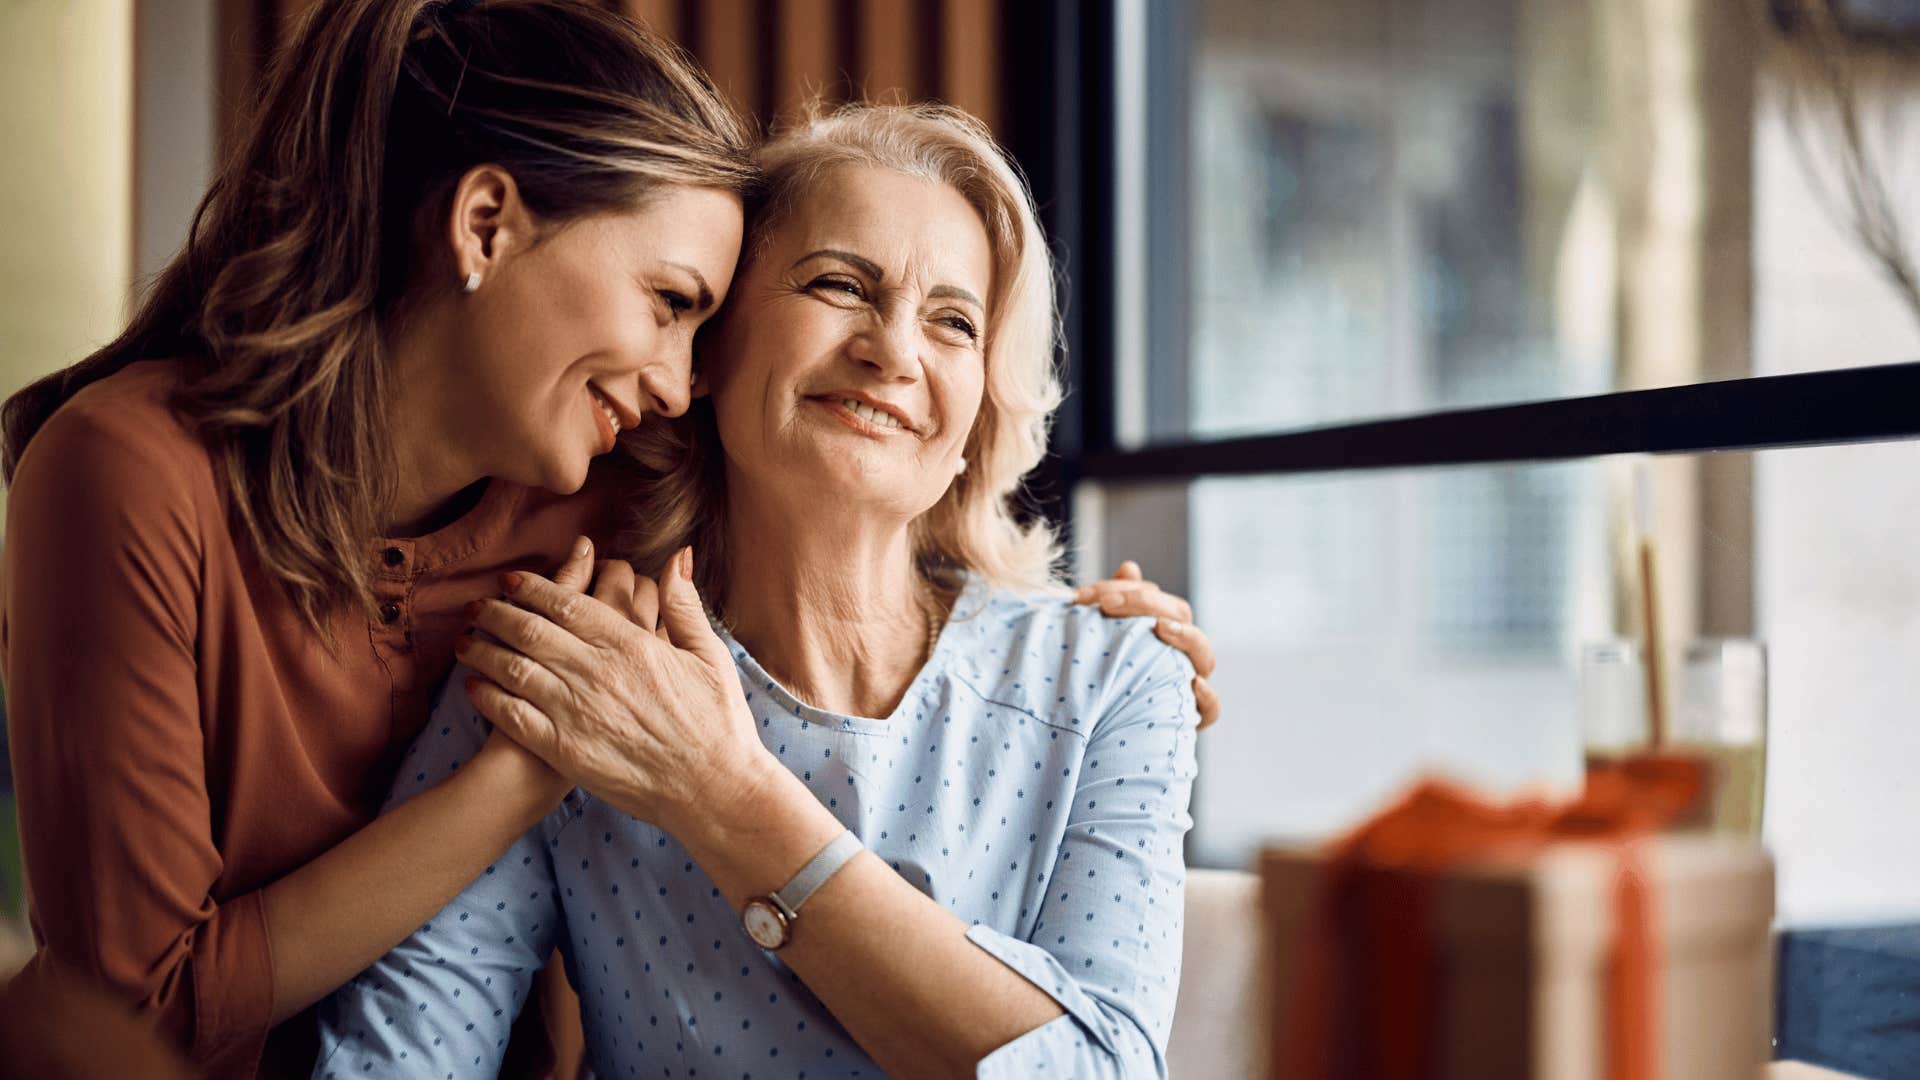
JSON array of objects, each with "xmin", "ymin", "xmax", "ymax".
[
  {"xmin": 454, "ymin": 546, "xmax": 770, "ymax": 836},
  {"xmin": 1075, "ymin": 560, "xmax": 1220, "ymax": 729},
  {"xmin": 464, "ymin": 535, "xmax": 604, "ymax": 809}
]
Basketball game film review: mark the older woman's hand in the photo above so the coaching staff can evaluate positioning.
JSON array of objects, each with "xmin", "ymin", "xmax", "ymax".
[
  {"xmin": 454, "ymin": 546, "xmax": 771, "ymax": 833},
  {"xmin": 1075, "ymin": 560, "xmax": 1221, "ymax": 729}
]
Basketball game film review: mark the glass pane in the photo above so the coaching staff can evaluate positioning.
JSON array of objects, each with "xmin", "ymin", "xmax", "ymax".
[
  {"xmin": 1165, "ymin": 0, "xmax": 1920, "ymax": 443},
  {"xmin": 1186, "ymin": 460, "xmax": 1599, "ymax": 855},
  {"xmin": 1183, "ymin": 439, "xmax": 1920, "ymax": 927}
]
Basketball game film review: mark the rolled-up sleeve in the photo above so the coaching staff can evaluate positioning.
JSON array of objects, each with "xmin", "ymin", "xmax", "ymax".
[
  {"xmin": 315, "ymin": 671, "xmax": 567, "ymax": 1078},
  {"xmin": 969, "ymin": 633, "xmax": 1200, "ymax": 1078},
  {"xmin": 2, "ymin": 405, "xmax": 277, "ymax": 1073}
]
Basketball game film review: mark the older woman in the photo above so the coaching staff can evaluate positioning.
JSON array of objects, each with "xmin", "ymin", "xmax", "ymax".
[{"xmin": 316, "ymin": 104, "xmax": 1199, "ymax": 1079}]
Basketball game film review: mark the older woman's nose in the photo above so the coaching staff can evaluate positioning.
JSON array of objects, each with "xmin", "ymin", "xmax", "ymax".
[{"xmin": 847, "ymin": 317, "xmax": 920, "ymax": 380}]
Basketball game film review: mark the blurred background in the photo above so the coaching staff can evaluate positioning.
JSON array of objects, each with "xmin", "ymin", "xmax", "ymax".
[{"xmin": 2, "ymin": 0, "xmax": 1917, "ymax": 1017}]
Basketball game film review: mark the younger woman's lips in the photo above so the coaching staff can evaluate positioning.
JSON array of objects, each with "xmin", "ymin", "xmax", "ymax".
[{"xmin": 589, "ymin": 391, "xmax": 617, "ymax": 452}]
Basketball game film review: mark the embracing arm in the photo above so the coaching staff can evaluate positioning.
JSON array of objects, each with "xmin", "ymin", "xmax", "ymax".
[
  {"xmin": 1074, "ymin": 560, "xmax": 1221, "ymax": 729},
  {"xmin": 264, "ymin": 542, "xmax": 594, "ymax": 1020},
  {"xmin": 313, "ymin": 676, "xmax": 566, "ymax": 1078},
  {"xmin": 1, "ymin": 409, "xmax": 575, "ymax": 1069},
  {"xmin": 259, "ymin": 730, "xmax": 566, "ymax": 1024}
]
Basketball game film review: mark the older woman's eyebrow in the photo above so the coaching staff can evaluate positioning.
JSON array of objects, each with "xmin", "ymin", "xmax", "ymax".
[
  {"xmin": 663, "ymin": 262, "xmax": 716, "ymax": 311},
  {"xmin": 795, "ymin": 249, "xmax": 982, "ymax": 310},
  {"xmin": 791, "ymin": 248, "xmax": 885, "ymax": 281},
  {"xmin": 928, "ymin": 284, "xmax": 983, "ymax": 310}
]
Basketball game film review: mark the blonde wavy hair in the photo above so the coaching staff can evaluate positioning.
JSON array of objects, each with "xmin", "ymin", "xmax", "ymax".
[{"xmin": 614, "ymin": 101, "xmax": 1065, "ymax": 605}]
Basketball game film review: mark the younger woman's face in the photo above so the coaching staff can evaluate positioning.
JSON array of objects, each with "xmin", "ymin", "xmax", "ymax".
[{"xmin": 446, "ymin": 182, "xmax": 744, "ymax": 496}]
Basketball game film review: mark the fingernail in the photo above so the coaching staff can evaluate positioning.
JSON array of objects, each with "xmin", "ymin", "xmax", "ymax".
[
  {"xmin": 463, "ymin": 675, "xmax": 479, "ymax": 695},
  {"xmin": 464, "ymin": 601, "xmax": 482, "ymax": 621},
  {"xmin": 680, "ymin": 547, "xmax": 694, "ymax": 581},
  {"xmin": 454, "ymin": 635, "xmax": 472, "ymax": 656},
  {"xmin": 499, "ymin": 571, "xmax": 523, "ymax": 593},
  {"xmin": 1159, "ymin": 618, "xmax": 1185, "ymax": 635},
  {"xmin": 573, "ymin": 536, "xmax": 592, "ymax": 560}
]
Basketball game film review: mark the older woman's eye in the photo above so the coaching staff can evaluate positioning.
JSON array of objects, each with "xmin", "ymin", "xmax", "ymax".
[
  {"xmin": 807, "ymin": 275, "xmax": 865, "ymax": 300},
  {"xmin": 938, "ymin": 315, "xmax": 979, "ymax": 342}
]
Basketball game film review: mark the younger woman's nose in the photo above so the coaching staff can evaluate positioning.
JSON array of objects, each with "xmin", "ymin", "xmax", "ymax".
[{"xmin": 636, "ymin": 347, "xmax": 692, "ymax": 419}]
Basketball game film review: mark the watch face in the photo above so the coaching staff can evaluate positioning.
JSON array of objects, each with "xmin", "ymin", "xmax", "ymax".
[{"xmin": 742, "ymin": 899, "xmax": 789, "ymax": 950}]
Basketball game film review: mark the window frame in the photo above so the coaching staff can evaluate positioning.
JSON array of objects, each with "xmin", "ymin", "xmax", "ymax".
[{"xmin": 1001, "ymin": 1, "xmax": 1920, "ymax": 506}]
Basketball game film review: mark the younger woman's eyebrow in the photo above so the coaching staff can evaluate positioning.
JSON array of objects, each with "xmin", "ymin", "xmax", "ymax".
[
  {"xmin": 664, "ymin": 262, "xmax": 716, "ymax": 311},
  {"xmin": 791, "ymin": 248, "xmax": 885, "ymax": 281}
]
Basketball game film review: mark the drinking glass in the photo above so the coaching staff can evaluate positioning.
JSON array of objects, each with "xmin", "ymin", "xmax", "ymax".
[{"xmin": 1673, "ymin": 639, "xmax": 1768, "ymax": 837}]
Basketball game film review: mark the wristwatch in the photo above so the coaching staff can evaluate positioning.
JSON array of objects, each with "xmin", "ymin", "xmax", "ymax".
[{"xmin": 741, "ymin": 830, "xmax": 862, "ymax": 950}]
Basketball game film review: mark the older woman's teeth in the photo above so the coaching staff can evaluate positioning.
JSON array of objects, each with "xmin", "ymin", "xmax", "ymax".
[
  {"xmin": 841, "ymin": 398, "xmax": 902, "ymax": 430},
  {"xmin": 591, "ymin": 388, "xmax": 621, "ymax": 434}
]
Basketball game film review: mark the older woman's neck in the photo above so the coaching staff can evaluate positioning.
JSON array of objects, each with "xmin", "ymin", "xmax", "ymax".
[{"xmin": 721, "ymin": 491, "xmax": 935, "ymax": 719}]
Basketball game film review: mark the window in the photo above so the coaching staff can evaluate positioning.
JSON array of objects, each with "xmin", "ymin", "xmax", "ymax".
[{"xmin": 1006, "ymin": 0, "xmax": 1920, "ymax": 930}]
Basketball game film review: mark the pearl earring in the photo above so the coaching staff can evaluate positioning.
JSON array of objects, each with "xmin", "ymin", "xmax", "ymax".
[
  {"xmin": 955, "ymin": 457, "xmax": 968, "ymax": 476},
  {"xmin": 462, "ymin": 271, "xmax": 481, "ymax": 293}
]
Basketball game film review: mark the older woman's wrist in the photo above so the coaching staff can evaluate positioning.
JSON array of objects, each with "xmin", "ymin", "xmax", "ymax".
[
  {"xmin": 660, "ymin": 744, "xmax": 784, "ymax": 841},
  {"xmin": 665, "ymin": 752, "xmax": 844, "ymax": 907}
]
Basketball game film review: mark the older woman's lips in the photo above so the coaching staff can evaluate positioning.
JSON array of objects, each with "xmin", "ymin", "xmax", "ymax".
[{"xmin": 810, "ymin": 395, "xmax": 915, "ymax": 437}]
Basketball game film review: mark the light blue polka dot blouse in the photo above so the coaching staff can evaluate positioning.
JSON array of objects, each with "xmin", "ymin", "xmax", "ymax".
[{"xmin": 314, "ymin": 576, "xmax": 1199, "ymax": 1078}]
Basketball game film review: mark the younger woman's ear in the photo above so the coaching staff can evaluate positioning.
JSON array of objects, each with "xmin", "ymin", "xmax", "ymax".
[{"xmin": 447, "ymin": 164, "xmax": 533, "ymax": 281}]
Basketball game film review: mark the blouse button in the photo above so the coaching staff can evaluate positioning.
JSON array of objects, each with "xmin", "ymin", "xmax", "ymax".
[
  {"xmin": 379, "ymin": 603, "xmax": 401, "ymax": 625},
  {"xmin": 382, "ymin": 546, "xmax": 405, "ymax": 567}
]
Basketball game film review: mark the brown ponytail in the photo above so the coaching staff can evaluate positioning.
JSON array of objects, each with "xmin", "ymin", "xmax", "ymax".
[{"xmin": 1, "ymin": 0, "xmax": 755, "ymax": 633}]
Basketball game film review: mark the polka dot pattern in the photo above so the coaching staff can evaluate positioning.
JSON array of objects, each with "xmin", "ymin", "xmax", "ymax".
[{"xmin": 314, "ymin": 577, "xmax": 1200, "ymax": 1078}]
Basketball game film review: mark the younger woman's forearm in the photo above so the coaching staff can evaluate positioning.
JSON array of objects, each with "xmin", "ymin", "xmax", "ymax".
[{"xmin": 260, "ymin": 741, "xmax": 565, "ymax": 1023}]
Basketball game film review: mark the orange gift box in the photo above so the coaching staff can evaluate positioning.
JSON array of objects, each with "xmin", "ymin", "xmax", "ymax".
[{"xmin": 1261, "ymin": 762, "xmax": 1775, "ymax": 1080}]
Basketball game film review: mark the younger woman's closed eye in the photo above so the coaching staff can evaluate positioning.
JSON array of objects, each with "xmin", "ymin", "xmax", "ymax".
[{"xmin": 658, "ymin": 290, "xmax": 694, "ymax": 321}]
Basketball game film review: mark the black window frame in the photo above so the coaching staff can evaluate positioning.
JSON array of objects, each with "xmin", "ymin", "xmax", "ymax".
[{"xmin": 1001, "ymin": 1, "xmax": 1920, "ymax": 521}]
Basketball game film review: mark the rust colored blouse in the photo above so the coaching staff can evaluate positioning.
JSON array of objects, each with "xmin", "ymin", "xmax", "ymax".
[{"xmin": 0, "ymin": 361, "xmax": 617, "ymax": 1076}]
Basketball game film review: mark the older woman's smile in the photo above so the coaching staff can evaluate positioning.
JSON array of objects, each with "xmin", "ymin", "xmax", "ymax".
[{"xmin": 808, "ymin": 390, "xmax": 918, "ymax": 436}]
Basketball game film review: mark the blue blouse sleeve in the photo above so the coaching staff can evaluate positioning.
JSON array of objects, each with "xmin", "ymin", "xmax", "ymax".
[
  {"xmin": 966, "ymin": 625, "xmax": 1201, "ymax": 1079},
  {"xmin": 313, "ymin": 667, "xmax": 569, "ymax": 1080}
]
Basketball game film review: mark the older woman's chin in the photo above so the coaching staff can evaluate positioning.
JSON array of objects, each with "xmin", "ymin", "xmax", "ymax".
[{"xmin": 759, "ymin": 445, "xmax": 949, "ymax": 512}]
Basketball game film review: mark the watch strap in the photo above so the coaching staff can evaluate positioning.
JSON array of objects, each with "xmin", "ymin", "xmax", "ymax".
[{"xmin": 771, "ymin": 830, "xmax": 861, "ymax": 917}]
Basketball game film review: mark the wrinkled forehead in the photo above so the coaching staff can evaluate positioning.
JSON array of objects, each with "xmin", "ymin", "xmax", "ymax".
[{"xmin": 749, "ymin": 164, "xmax": 994, "ymax": 298}]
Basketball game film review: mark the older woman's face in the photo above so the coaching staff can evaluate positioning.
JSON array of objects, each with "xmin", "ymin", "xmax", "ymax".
[{"xmin": 702, "ymin": 165, "xmax": 992, "ymax": 519}]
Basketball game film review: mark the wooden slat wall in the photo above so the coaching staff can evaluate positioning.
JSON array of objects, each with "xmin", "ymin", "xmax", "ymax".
[
  {"xmin": 654, "ymin": 0, "xmax": 1004, "ymax": 134},
  {"xmin": 771, "ymin": 0, "xmax": 841, "ymax": 120},
  {"xmin": 858, "ymin": 0, "xmax": 925, "ymax": 104},
  {"xmin": 618, "ymin": 0, "xmax": 680, "ymax": 40},
  {"xmin": 937, "ymin": 0, "xmax": 997, "ymax": 132},
  {"xmin": 229, "ymin": 0, "xmax": 1004, "ymax": 154}
]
